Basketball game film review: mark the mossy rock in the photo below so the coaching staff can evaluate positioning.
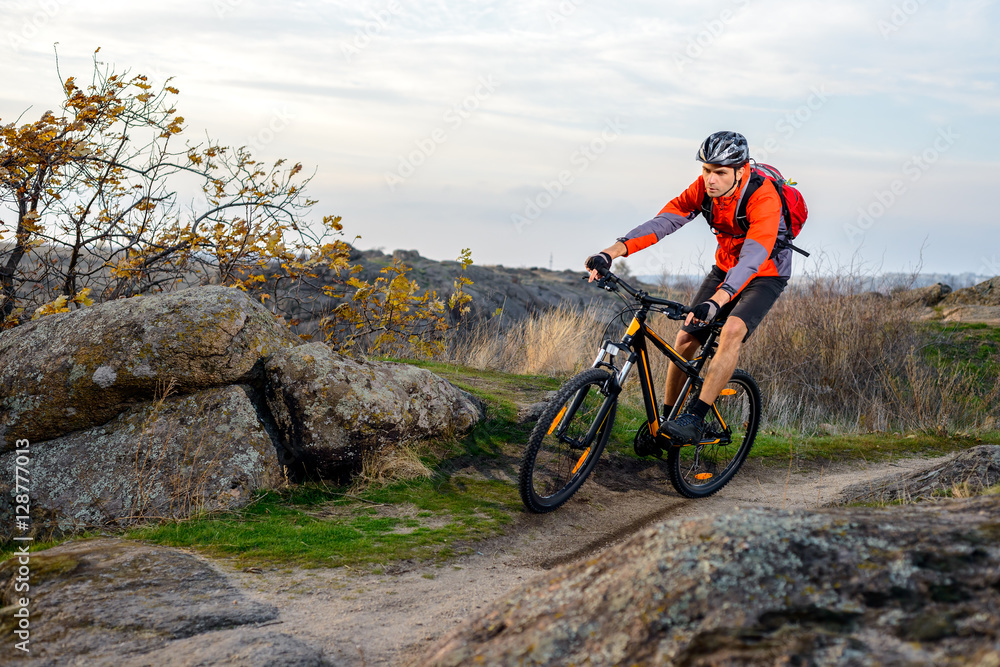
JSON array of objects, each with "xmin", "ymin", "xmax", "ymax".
[{"xmin": 0, "ymin": 285, "xmax": 301, "ymax": 449}]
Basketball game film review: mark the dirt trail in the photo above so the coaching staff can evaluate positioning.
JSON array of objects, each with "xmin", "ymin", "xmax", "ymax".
[{"xmin": 218, "ymin": 452, "xmax": 953, "ymax": 666}]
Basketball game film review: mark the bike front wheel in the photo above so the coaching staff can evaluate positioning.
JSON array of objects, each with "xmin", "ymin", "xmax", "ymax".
[
  {"xmin": 519, "ymin": 368, "xmax": 618, "ymax": 513},
  {"xmin": 667, "ymin": 368, "xmax": 761, "ymax": 499}
]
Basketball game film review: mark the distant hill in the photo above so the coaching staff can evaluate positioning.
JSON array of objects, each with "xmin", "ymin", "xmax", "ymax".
[
  {"xmin": 349, "ymin": 248, "xmax": 659, "ymax": 323},
  {"xmin": 272, "ymin": 248, "xmax": 675, "ymax": 338},
  {"xmin": 636, "ymin": 272, "xmax": 993, "ymax": 292}
]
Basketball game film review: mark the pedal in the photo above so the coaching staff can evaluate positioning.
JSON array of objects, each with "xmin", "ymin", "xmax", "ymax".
[
  {"xmin": 655, "ymin": 432, "xmax": 679, "ymax": 449},
  {"xmin": 699, "ymin": 430, "xmax": 731, "ymax": 446}
]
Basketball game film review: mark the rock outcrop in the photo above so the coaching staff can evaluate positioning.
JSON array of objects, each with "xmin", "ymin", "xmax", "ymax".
[
  {"xmin": 265, "ymin": 342, "xmax": 483, "ymax": 476},
  {"xmin": 0, "ymin": 386, "xmax": 281, "ymax": 538},
  {"xmin": 941, "ymin": 276, "xmax": 1000, "ymax": 307},
  {"xmin": 895, "ymin": 282, "xmax": 952, "ymax": 308},
  {"xmin": 0, "ymin": 285, "xmax": 483, "ymax": 537},
  {"xmin": 422, "ymin": 497, "xmax": 1000, "ymax": 666},
  {"xmin": 837, "ymin": 445, "xmax": 1000, "ymax": 506},
  {"xmin": 0, "ymin": 285, "xmax": 301, "ymax": 448},
  {"xmin": 0, "ymin": 538, "xmax": 329, "ymax": 665}
]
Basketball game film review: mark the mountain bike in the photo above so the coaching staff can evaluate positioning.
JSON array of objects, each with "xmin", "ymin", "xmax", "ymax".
[{"xmin": 518, "ymin": 269, "xmax": 762, "ymax": 513}]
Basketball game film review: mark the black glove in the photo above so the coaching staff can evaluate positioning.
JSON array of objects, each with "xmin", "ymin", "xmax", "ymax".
[
  {"xmin": 691, "ymin": 299, "xmax": 721, "ymax": 323},
  {"xmin": 585, "ymin": 252, "xmax": 612, "ymax": 274}
]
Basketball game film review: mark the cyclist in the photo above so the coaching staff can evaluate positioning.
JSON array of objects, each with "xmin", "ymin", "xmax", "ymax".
[{"xmin": 585, "ymin": 130, "xmax": 789, "ymax": 447}]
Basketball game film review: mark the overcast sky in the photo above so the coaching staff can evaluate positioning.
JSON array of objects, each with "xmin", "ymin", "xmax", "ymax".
[{"xmin": 2, "ymin": 0, "xmax": 998, "ymax": 277}]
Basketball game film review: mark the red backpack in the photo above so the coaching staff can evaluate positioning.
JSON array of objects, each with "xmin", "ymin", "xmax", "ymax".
[{"xmin": 700, "ymin": 162, "xmax": 810, "ymax": 257}]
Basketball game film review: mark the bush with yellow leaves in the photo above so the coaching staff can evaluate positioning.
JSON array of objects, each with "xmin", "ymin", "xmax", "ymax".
[{"xmin": 0, "ymin": 50, "xmax": 470, "ymax": 357}]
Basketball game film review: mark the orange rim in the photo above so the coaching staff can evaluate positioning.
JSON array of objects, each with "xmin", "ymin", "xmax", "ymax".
[{"xmin": 572, "ymin": 447, "xmax": 591, "ymax": 474}]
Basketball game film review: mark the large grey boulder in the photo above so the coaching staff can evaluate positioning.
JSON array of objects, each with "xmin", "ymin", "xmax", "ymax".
[
  {"xmin": 895, "ymin": 281, "xmax": 952, "ymax": 307},
  {"xmin": 0, "ymin": 385, "xmax": 281, "ymax": 539},
  {"xmin": 265, "ymin": 342, "xmax": 482, "ymax": 476},
  {"xmin": 0, "ymin": 538, "xmax": 329, "ymax": 665},
  {"xmin": 0, "ymin": 285, "xmax": 301, "ymax": 449},
  {"xmin": 940, "ymin": 275, "xmax": 1000, "ymax": 306},
  {"xmin": 423, "ymin": 497, "xmax": 1000, "ymax": 666}
]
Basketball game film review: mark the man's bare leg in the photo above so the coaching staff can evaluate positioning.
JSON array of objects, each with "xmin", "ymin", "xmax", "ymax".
[
  {"xmin": 663, "ymin": 317, "xmax": 748, "ymax": 444},
  {"xmin": 698, "ymin": 316, "xmax": 748, "ymax": 406},
  {"xmin": 663, "ymin": 330, "xmax": 702, "ymax": 409}
]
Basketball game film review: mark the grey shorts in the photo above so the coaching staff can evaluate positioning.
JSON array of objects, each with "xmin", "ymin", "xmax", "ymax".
[{"xmin": 682, "ymin": 265, "xmax": 787, "ymax": 343}]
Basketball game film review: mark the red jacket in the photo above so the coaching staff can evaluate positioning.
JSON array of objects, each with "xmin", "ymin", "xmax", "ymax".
[{"xmin": 620, "ymin": 170, "xmax": 790, "ymax": 296}]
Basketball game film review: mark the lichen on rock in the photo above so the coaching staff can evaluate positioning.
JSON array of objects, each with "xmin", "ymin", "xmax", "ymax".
[
  {"xmin": 0, "ymin": 385, "xmax": 282, "ymax": 538},
  {"xmin": 265, "ymin": 342, "xmax": 483, "ymax": 477},
  {"xmin": 422, "ymin": 497, "xmax": 1000, "ymax": 666},
  {"xmin": 0, "ymin": 538, "xmax": 326, "ymax": 664},
  {"xmin": 0, "ymin": 285, "xmax": 301, "ymax": 449}
]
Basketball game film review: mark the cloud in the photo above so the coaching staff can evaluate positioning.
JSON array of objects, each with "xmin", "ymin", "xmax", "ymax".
[{"xmin": 1, "ymin": 0, "xmax": 997, "ymax": 273}]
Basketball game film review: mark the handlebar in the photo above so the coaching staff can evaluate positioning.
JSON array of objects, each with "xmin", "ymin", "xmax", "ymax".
[{"xmin": 585, "ymin": 268, "xmax": 691, "ymax": 320}]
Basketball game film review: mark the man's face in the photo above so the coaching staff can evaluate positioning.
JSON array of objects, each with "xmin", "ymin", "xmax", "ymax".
[{"xmin": 702, "ymin": 163, "xmax": 744, "ymax": 198}]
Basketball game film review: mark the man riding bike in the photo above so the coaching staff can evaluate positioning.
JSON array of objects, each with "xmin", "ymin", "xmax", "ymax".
[{"xmin": 585, "ymin": 131, "xmax": 790, "ymax": 449}]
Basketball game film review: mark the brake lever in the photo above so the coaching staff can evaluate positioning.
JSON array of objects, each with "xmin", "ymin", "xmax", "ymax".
[
  {"xmin": 581, "ymin": 272, "xmax": 617, "ymax": 292},
  {"xmin": 596, "ymin": 276, "xmax": 617, "ymax": 292}
]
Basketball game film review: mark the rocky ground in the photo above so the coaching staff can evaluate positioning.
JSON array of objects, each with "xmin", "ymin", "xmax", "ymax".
[
  {"xmin": 4, "ymin": 270, "xmax": 1000, "ymax": 665},
  {"xmin": 892, "ymin": 277, "xmax": 1000, "ymax": 325},
  {"xmin": 6, "ymin": 450, "xmax": 975, "ymax": 666},
  {"xmin": 221, "ymin": 453, "xmax": 966, "ymax": 666}
]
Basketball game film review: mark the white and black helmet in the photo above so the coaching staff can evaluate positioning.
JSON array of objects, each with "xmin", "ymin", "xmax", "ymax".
[{"xmin": 696, "ymin": 131, "xmax": 749, "ymax": 167}]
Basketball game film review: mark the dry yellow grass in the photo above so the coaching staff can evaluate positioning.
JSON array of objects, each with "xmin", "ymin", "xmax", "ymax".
[
  {"xmin": 445, "ymin": 269, "xmax": 1000, "ymax": 435},
  {"xmin": 350, "ymin": 445, "xmax": 434, "ymax": 492}
]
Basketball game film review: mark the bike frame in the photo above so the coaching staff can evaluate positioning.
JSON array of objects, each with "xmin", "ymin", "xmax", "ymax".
[{"xmin": 590, "ymin": 286, "xmax": 732, "ymax": 447}]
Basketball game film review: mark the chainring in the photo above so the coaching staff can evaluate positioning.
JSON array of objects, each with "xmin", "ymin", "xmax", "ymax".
[{"xmin": 633, "ymin": 422, "xmax": 662, "ymax": 458}]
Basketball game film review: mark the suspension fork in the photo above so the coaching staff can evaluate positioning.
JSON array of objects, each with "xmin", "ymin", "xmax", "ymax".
[{"xmin": 556, "ymin": 366, "xmax": 622, "ymax": 447}]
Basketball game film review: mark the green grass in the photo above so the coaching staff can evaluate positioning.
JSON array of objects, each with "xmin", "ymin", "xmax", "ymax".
[
  {"xmin": 748, "ymin": 430, "xmax": 1000, "ymax": 465},
  {"xmin": 920, "ymin": 321, "xmax": 1000, "ymax": 382},
  {"xmin": 125, "ymin": 475, "xmax": 520, "ymax": 569},
  {"xmin": 120, "ymin": 363, "xmax": 548, "ymax": 569},
  {"xmin": 599, "ymin": 383, "xmax": 998, "ymax": 466},
  {"xmin": 4, "ymin": 357, "xmax": 997, "ymax": 568}
]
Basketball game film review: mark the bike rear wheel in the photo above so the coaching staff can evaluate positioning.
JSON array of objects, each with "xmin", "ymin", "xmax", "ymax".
[
  {"xmin": 667, "ymin": 368, "xmax": 761, "ymax": 498},
  {"xmin": 519, "ymin": 368, "xmax": 618, "ymax": 513}
]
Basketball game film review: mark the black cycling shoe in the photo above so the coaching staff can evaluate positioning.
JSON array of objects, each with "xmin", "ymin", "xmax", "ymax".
[{"xmin": 664, "ymin": 413, "xmax": 707, "ymax": 446}]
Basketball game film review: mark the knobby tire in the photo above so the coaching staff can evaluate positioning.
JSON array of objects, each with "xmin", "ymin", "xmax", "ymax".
[
  {"xmin": 519, "ymin": 368, "xmax": 618, "ymax": 513},
  {"xmin": 667, "ymin": 368, "xmax": 761, "ymax": 498}
]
